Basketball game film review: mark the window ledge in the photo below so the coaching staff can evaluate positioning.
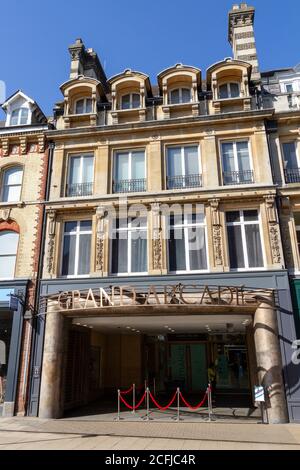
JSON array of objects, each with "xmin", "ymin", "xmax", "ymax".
[
  {"xmin": 0, "ymin": 201, "xmax": 24, "ymax": 208},
  {"xmin": 163, "ymin": 102, "xmax": 199, "ymax": 109},
  {"xmin": 214, "ymin": 96, "xmax": 249, "ymax": 104}
]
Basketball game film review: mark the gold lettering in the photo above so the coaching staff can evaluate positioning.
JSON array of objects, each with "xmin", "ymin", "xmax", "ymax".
[{"xmin": 84, "ymin": 288, "xmax": 98, "ymax": 309}]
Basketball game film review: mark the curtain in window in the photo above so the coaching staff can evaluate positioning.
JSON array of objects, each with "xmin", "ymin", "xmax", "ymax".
[
  {"xmin": 131, "ymin": 231, "xmax": 147, "ymax": 272},
  {"xmin": 282, "ymin": 142, "xmax": 298, "ymax": 169},
  {"xmin": 69, "ymin": 157, "xmax": 81, "ymax": 185},
  {"xmin": 219, "ymin": 84, "xmax": 228, "ymax": 99},
  {"xmin": 188, "ymin": 226, "xmax": 207, "ymax": 270},
  {"xmin": 230, "ymin": 83, "xmax": 240, "ymax": 98},
  {"xmin": 111, "ymin": 233, "xmax": 128, "ymax": 274},
  {"xmin": 76, "ymin": 100, "xmax": 84, "ymax": 114},
  {"xmin": 2, "ymin": 167, "xmax": 23, "ymax": 202},
  {"xmin": 182, "ymin": 88, "xmax": 191, "ymax": 103},
  {"xmin": 184, "ymin": 146, "xmax": 199, "ymax": 175},
  {"xmin": 222, "ymin": 143, "xmax": 235, "ymax": 183},
  {"xmin": 20, "ymin": 108, "xmax": 29, "ymax": 124},
  {"xmin": 237, "ymin": 142, "xmax": 250, "ymax": 173},
  {"xmin": 170, "ymin": 89, "xmax": 180, "ymax": 104},
  {"xmin": 132, "ymin": 94, "xmax": 140, "ymax": 108},
  {"xmin": 131, "ymin": 152, "xmax": 145, "ymax": 179},
  {"xmin": 121, "ymin": 95, "xmax": 130, "ymax": 109},
  {"xmin": 227, "ymin": 225, "xmax": 245, "ymax": 269},
  {"xmin": 62, "ymin": 235, "xmax": 76, "ymax": 276},
  {"xmin": 168, "ymin": 147, "xmax": 182, "ymax": 177},
  {"xmin": 0, "ymin": 231, "xmax": 19, "ymax": 278},
  {"xmin": 82, "ymin": 156, "xmax": 94, "ymax": 183},
  {"xmin": 115, "ymin": 153, "xmax": 129, "ymax": 180},
  {"xmin": 10, "ymin": 109, "xmax": 19, "ymax": 126},
  {"xmin": 245, "ymin": 224, "xmax": 263, "ymax": 268},
  {"xmin": 78, "ymin": 234, "xmax": 91, "ymax": 274}
]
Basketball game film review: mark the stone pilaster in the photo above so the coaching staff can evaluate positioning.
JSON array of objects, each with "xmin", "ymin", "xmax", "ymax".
[
  {"xmin": 46, "ymin": 210, "xmax": 56, "ymax": 277},
  {"xmin": 151, "ymin": 203, "xmax": 162, "ymax": 275},
  {"xmin": 95, "ymin": 205, "xmax": 106, "ymax": 276},
  {"xmin": 264, "ymin": 194, "xmax": 283, "ymax": 267},
  {"xmin": 208, "ymin": 198, "xmax": 223, "ymax": 269}
]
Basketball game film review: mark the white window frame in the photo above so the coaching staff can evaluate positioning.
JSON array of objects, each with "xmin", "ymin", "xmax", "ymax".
[
  {"xmin": 169, "ymin": 87, "xmax": 192, "ymax": 104},
  {"xmin": 166, "ymin": 144, "xmax": 201, "ymax": 184},
  {"xmin": 0, "ymin": 231, "xmax": 19, "ymax": 280},
  {"xmin": 120, "ymin": 93, "xmax": 141, "ymax": 110},
  {"xmin": 10, "ymin": 108, "xmax": 29, "ymax": 126},
  {"xmin": 167, "ymin": 212, "xmax": 209, "ymax": 274},
  {"xmin": 67, "ymin": 153, "xmax": 94, "ymax": 192},
  {"xmin": 114, "ymin": 150, "xmax": 146, "ymax": 180},
  {"xmin": 226, "ymin": 209, "xmax": 265, "ymax": 272},
  {"xmin": 218, "ymin": 82, "xmax": 240, "ymax": 99},
  {"xmin": 61, "ymin": 220, "xmax": 92, "ymax": 278},
  {"xmin": 74, "ymin": 98, "xmax": 93, "ymax": 115},
  {"xmin": 220, "ymin": 139, "xmax": 253, "ymax": 184},
  {"xmin": 1, "ymin": 166, "xmax": 23, "ymax": 202},
  {"xmin": 110, "ymin": 217, "xmax": 148, "ymax": 276}
]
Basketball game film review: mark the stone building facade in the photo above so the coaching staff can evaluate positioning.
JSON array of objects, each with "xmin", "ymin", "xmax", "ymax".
[
  {"xmin": 0, "ymin": 91, "xmax": 49, "ymax": 416},
  {"xmin": 22, "ymin": 3, "xmax": 300, "ymax": 425}
]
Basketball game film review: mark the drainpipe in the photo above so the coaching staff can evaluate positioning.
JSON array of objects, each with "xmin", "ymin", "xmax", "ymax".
[{"xmin": 26, "ymin": 140, "xmax": 55, "ymax": 415}]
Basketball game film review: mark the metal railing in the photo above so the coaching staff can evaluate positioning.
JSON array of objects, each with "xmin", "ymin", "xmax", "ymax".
[
  {"xmin": 66, "ymin": 182, "xmax": 93, "ymax": 197},
  {"xmin": 284, "ymin": 168, "xmax": 300, "ymax": 184},
  {"xmin": 223, "ymin": 170, "xmax": 254, "ymax": 185},
  {"xmin": 113, "ymin": 178, "xmax": 146, "ymax": 193},
  {"xmin": 167, "ymin": 174, "xmax": 202, "ymax": 190}
]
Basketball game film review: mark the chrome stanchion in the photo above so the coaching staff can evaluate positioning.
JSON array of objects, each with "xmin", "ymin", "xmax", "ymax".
[
  {"xmin": 153, "ymin": 378, "xmax": 156, "ymax": 396},
  {"xmin": 177, "ymin": 387, "xmax": 180, "ymax": 422},
  {"xmin": 114, "ymin": 389, "xmax": 121, "ymax": 421},
  {"xmin": 145, "ymin": 387, "xmax": 150, "ymax": 421},
  {"xmin": 208, "ymin": 385, "xmax": 212, "ymax": 422},
  {"xmin": 132, "ymin": 383, "xmax": 136, "ymax": 415}
]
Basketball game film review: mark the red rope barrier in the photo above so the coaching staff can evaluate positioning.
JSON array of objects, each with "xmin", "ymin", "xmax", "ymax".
[
  {"xmin": 179, "ymin": 390, "xmax": 208, "ymax": 410},
  {"xmin": 149, "ymin": 390, "xmax": 177, "ymax": 411},
  {"xmin": 119, "ymin": 391, "xmax": 146, "ymax": 410},
  {"xmin": 120, "ymin": 385, "xmax": 134, "ymax": 395}
]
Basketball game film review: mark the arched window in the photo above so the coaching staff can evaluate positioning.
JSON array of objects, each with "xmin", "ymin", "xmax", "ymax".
[
  {"xmin": 0, "ymin": 231, "xmax": 19, "ymax": 279},
  {"xmin": 218, "ymin": 83, "xmax": 240, "ymax": 99},
  {"xmin": 1, "ymin": 166, "xmax": 23, "ymax": 202},
  {"xmin": 75, "ymin": 98, "xmax": 93, "ymax": 114},
  {"xmin": 121, "ymin": 93, "xmax": 140, "ymax": 110},
  {"xmin": 169, "ymin": 88, "xmax": 192, "ymax": 104},
  {"xmin": 10, "ymin": 108, "xmax": 29, "ymax": 126}
]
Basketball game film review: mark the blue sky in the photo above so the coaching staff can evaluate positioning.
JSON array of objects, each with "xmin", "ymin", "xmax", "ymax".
[{"xmin": 1, "ymin": 0, "xmax": 300, "ymax": 117}]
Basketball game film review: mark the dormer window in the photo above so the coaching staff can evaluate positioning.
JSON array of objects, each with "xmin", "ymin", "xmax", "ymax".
[
  {"xmin": 169, "ymin": 88, "xmax": 192, "ymax": 104},
  {"xmin": 121, "ymin": 93, "xmax": 140, "ymax": 110},
  {"xmin": 219, "ymin": 83, "xmax": 240, "ymax": 99},
  {"xmin": 10, "ymin": 108, "xmax": 29, "ymax": 126},
  {"xmin": 75, "ymin": 98, "xmax": 93, "ymax": 114}
]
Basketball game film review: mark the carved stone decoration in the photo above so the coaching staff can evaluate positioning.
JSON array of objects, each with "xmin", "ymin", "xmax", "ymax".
[
  {"xmin": 269, "ymin": 223, "xmax": 282, "ymax": 264},
  {"xmin": 96, "ymin": 206, "xmax": 106, "ymax": 273},
  {"xmin": 38, "ymin": 134, "xmax": 45, "ymax": 153},
  {"xmin": 47, "ymin": 211, "xmax": 56, "ymax": 276},
  {"xmin": 19, "ymin": 136, "xmax": 27, "ymax": 155},
  {"xmin": 264, "ymin": 194, "xmax": 277, "ymax": 223},
  {"xmin": 151, "ymin": 203, "xmax": 162, "ymax": 271},
  {"xmin": 280, "ymin": 217, "xmax": 293, "ymax": 267},
  {"xmin": 1, "ymin": 138, "xmax": 9, "ymax": 157},
  {"xmin": 208, "ymin": 198, "xmax": 223, "ymax": 266},
  {"xmin": 0, "ymin": 208, "xmax": 11, "ymax": 221}
]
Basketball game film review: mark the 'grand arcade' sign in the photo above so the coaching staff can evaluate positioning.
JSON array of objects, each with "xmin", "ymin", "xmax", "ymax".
[{"xmin": 45, "ymin": 284, "xmax": 274, "ymax": 313}]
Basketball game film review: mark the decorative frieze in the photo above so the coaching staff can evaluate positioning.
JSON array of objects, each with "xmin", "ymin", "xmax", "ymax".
[
  {"xmin": 19, "ymin": 136, "xmax": 27, "ymax": 155},
  {"xmin": 1, "ymin": 138, "xmax": 9, "ymax": 156},
  {"xmin": 38, "ymin": 134, "xmax": 45, "ymax": 153},
  {"xmin": 209, "ymin": 198, "xmax": 223, "ymax": 266},
  {"xmin": 47, "ymin": 210, "xmax": 56, "ymax": 276}
]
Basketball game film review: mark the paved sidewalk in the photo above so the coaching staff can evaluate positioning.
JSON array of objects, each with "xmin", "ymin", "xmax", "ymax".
[{"xmin": 0, "ymin": 417, "xmax": 300, "ymax": 450}]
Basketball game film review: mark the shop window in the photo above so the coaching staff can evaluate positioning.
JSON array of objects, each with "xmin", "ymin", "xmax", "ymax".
[
  {"xmin": 61, "ymin": 220, "xmax": 92, "ymax": 277},
  {"xmin": 166, "ymin": 145, "xmax": 201, "ymax": 189},
  {"xmin": 1, "ymin": 166, "xmax": 23, "ymax": 202},
  {"xmin": 66, "ymin": 154, "xmax": 94, "ymax": 197},
  {"xmin": 0, "ymin": 231, "xmax": 19, "ymax": 279},
  {"xmin": 226, "ymin": 210, "xmax": 264, "ymax": 270},
  {"xmin": 111, "ymin": 217, "xmax": 148, "ymax": 275},
  {"xmin": 168, "ymin": 212, "xmax": 208, "ymax": 273},
  {"xmin": 113, "ymin": 150, "xmax": 146, "ymax": 193}
]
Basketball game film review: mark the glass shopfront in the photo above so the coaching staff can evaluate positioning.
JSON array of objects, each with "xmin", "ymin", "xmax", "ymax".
[{"xmin": 0, "ymin": 311, "xmax": 13, "ymax": 407}]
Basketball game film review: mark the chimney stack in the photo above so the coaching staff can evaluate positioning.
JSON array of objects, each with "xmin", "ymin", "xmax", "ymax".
[{"xmin": 228, "ymin": 3, "xmax": 260, "ymax": 82}]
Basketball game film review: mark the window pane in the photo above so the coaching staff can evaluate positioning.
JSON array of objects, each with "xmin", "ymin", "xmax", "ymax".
[
  {"xmin": 62, "ymin": 234, "xmax": 76, "ymax": 275},
  {"xmin": 167, "ymin": 147, "xmax": 182, "ymax": 176},
  {"xmin": 115, "ymin": 153, "xmax": 129, "ymax": 180},
  {"xmin": 282, "ymin": 142, "xmax": 298, "ymax": 169},
  {"xmin": 79, "ymin": 220, "xmax": 92, "ymax": 231},
  {"xmin": 2, "ymin": 167, "xmax": 23, "ymax": 202},
  {"xmin": 227, "ymin": 225, "xmax": 245, "ymax": 269},
  {"xmin": 82, "ymin": 156, "xmax": 94, "ymax": 183},
  {"xmin": 64, "ymin": 221, "xmax": 77, "ymax": 233},
  {"xmin": 187, "ymin": 212, "xmax": 205, "ymax": 224},
  {"xmin": 131, "ymin": 151, "xmax": 145, "ymax": 179},
  {"xmin": 285, "ymin": 84, "xmax": 293, "ymax": 93},
  {"xmin": 243, "ymin": 210, "xmax": 259, "ymax": 222},
  {"xmin": 69, "ymin": 157, "xmax": 81, "ymax": 184},
  {"xmin": 131, "ymin": 233, "xmax": 147, "ymax": 272},
  {"xmin": 230, "ymin": 83, "xmax": 240, "ymax": 98},
  {"xmin": 237, "ymin": 141, "xmax": 250, "ymax": 173},
  {"xmin": 0, "ymin": 255, "xmax": 16, "ymax": 278},
  {"xmin": 181, "ymin": 88, "xmax": 191, "ymax": 103},
  {"xmin": 78, "ymin": 234, "xmax": 91, "ymax": 275},
  {"xmin": 4, "ymin": 167, "xmax": 23, "ymax": 185},
  {"xmin": 132, "ymin": 94, "xmax": 140, "ymax": 108},
  {"xmin": 75, "ymin": 99, "xmax": 84, "ymax": 114},
  {"xmin": 245, "ymin": 224, "xmax": 263, "ymax": 268},
  {"xmin": 226, "ymin": 211, "xmax": 240, "ymax": 223},
  {"xmin": 20, "ymin": 108, "xmax": 29, "ymax": 124},
  {"xmin": 10, "ymin": 110, "xmax": 19, "ymax": 126},
  {"xmin": 0, "ymin": 231, "xmax": 19, "ymax": 256},
  {"xmin": 168, "ymin": 228, "xmax": 186, "ymax": 271},
  {"xmin": 184, "ymin": 146, "xmax": 199, "ymax": 175},
  {"xmin": 219, "ymin": 84, "xmax": 228, "ymax": 99},
  {"xmin": 188, "ymin": 227, "xmax": 207, "ymax": 270},
  {"xmin": 170, "ymin": 89, "xmax": 180, "ymax": 104},
  {"xmin": 111, "ymin": 234, "xmax": 128, "ymax": 273},
  {"xmin": 85, "ymin": 99, "xmax": 92, "ymax": 113},
  {"xmin": 121, "ymin": 94, "xmax": 130, "ymax": 110},
  {"xmin": 222, "ymin": 143, "xmax": 235, "ymax": 180}
]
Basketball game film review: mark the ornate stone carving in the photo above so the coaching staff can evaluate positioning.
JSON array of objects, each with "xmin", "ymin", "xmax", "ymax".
[
  {"xmin": 47, "ymin": 211, "xmax": 56, "ymax": 276},
  {"xmin": 96, "ymin": 206, "xmax": 106, "ymax": 272},
  {"xmin": 152, "ymin": 203, "xmax": 162, "ymax": 271},
  {"xmin": 263, "ymin": 194, "xmax": 282, "ymax": 264},
  {"xmin": 280, "ymin": 217, "xmax": 293, "ymax": 267},
  {"xmin": 19, "ymin": 136, "xmax": 27, "ymax": 155},
  {"xmin": 1, "ymin": 138, "xmax": 9, "ymax": 156},
  {"xmin": 0, "ymin": 208, "xmax": 11, "ymax": 221},
  {"xmin": 38, "ymin": 134, "xmax": 45, "ymax": 153},
  {"xmin": 209, "ymin": 198, "xmax": 223, "ymax": 266}
]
